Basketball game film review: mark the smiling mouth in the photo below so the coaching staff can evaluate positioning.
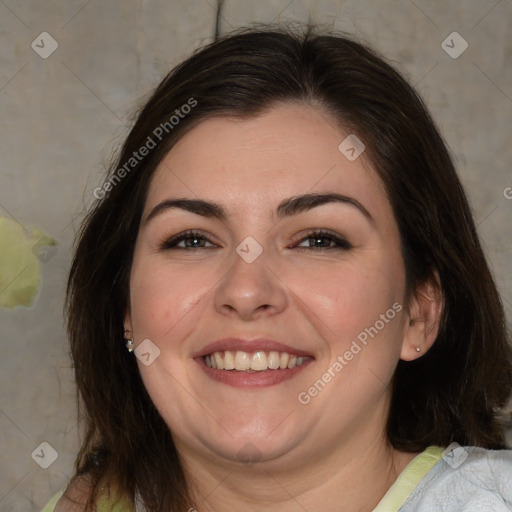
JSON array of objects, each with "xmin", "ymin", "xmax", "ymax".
[{"xmin": 204, "ymin": 350, "xmax": 313, "ymax": 371}]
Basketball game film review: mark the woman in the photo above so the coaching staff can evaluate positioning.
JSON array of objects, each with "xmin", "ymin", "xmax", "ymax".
[{"xmin": 45, "ymin": 23, "xmax": 512, "ymax": 512}]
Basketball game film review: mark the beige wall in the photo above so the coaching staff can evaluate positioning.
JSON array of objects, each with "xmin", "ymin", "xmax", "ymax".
[{"xmin": 0, "ymin": 1, "xmax": 511, "ymax": 509}]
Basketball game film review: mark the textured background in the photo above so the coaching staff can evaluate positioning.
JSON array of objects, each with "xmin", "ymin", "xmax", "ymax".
[{"xmin": 0, "ymin": 1, "xmax": 511, "ymax": 510}]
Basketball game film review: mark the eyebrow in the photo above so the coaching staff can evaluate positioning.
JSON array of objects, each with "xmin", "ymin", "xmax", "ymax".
[{"xmin": 144, "ymin": 193, "xmax": 374, "ymax": 226}]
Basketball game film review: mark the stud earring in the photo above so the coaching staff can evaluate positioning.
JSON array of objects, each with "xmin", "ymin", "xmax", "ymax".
[
  {"xmin": 125, "ymin": 338, "xmax": 134, "ymax": 352},
  {"xmin": 415, "ymin": 347, "xmax": 421, "ymax": 353}
]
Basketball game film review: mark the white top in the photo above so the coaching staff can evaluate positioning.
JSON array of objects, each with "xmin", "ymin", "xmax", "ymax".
[{"xmin": 380, "ymin": 444, "xmax": 512, "ymax": 511}]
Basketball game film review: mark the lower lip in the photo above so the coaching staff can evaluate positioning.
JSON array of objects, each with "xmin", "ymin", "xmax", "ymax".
[{"xmin": 195, "ymin": 357, "xmax": 314, "ymax": 388}]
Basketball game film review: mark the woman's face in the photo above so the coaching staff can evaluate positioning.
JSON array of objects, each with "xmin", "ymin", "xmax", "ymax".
[{"xmin": 125, "ymin": 103, "xmax": 411, "ymax": 467}]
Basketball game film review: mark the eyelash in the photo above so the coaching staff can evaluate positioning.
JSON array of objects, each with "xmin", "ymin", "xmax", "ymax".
[{"xmin": 161, "ymin": 229, "xmax": 352, "ymax": 251}]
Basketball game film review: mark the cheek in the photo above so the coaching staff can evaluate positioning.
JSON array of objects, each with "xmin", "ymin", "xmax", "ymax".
[
  {"xmin": 129, "ymin": 256, "xmax": 214, "ymax": 340},
  {"xmin": 288, "ymin": 256, "xmax": 405, "ymax": 354},
  {"xmin": 291, "ymin": 260, "xmax": 406, "ymax": 414}
]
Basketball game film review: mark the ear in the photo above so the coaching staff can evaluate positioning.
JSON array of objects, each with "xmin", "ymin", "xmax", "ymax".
[
  {"xmin": 401, "ymin": 271, "xmax": 444, "ymax": 361},
  {"xmin": 124, "ymin": 310, "xmax": 133, "ymax": 339}
]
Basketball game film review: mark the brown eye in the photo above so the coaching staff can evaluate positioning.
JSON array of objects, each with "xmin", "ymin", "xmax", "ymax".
[
  {"xmin": 161, "ymin": 230, "xmax": 216, "ymax": 250},
  {"xmin": 295, "ymin": 230, "xmax": 351, "ymax": 251}
]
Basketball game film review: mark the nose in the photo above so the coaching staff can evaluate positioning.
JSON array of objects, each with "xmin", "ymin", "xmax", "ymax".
[{"xmin": 213, "ymin": 247, "xmax": 288, "ymax": 321}]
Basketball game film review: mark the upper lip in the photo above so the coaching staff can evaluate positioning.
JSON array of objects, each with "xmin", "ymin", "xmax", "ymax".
[{"xmin": 192, "ymin": 337, "xmax": 315, "ymax": 359}]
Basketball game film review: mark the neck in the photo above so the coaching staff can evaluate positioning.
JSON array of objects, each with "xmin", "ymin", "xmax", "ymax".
[{"xmin": 178, "ymin": 409, "xmax": 418, "ymax": 512}]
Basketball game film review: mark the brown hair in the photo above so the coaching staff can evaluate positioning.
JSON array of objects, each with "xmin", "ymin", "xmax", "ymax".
[{"xmin": 65, "ymin": 23, "xmax": 512, "ymax": 511}]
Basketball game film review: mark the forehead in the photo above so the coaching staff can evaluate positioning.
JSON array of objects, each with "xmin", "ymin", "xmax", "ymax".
[{"xmin": 145, "ymin": 103, "xmax": 389, "ymax": 222}]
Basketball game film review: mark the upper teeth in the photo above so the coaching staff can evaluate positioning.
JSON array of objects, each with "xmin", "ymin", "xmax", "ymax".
[{"xmin": 204, "ymin": 350, "xmax": 310, "ymax": 371}]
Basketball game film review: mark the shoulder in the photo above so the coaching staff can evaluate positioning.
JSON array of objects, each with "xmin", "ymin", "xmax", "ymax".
[
  {"xmin": 53, "ymin": 475, "xmax": 133, "ymax": 512},
  {"xmin": 53, "ymin": 475, "xmax": 95, "ymax": 512},
  {"xmin": 403, "ymin": 445, "xmax": 512, "ymax": 511},
  {"xmin": 451, "ymin": 445, "xmax": 512, "ymax": 488}
]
